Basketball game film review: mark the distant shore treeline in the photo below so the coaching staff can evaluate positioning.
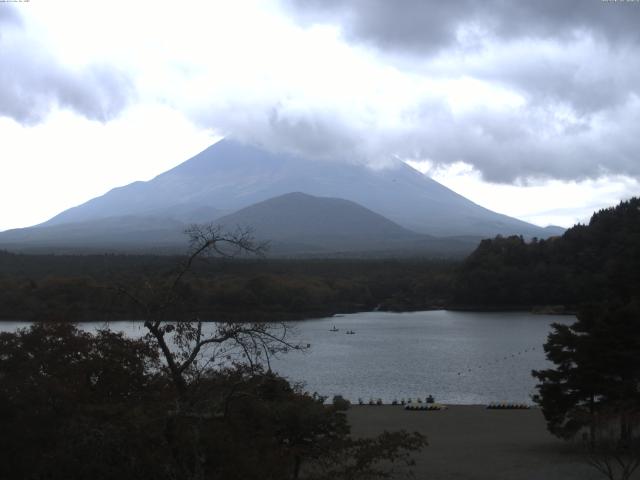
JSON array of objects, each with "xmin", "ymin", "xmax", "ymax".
[
  {"xmin": 0, "ymin": 254, "xmax": 455, "ymax": 322},
  {"xmin": 2, "ymin": 197, "xmax": 637, "ymax": 322}
]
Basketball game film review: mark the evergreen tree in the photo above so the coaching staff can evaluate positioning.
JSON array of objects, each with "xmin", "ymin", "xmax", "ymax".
[{"xmin": 533, "ymin": 300, "xmax": 640, "ymax": 442}]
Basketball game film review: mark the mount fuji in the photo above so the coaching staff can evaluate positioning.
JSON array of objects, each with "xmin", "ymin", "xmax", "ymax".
[{"xmin": 0, "ymin": 139, "xmax": 562, "ymax": 255}]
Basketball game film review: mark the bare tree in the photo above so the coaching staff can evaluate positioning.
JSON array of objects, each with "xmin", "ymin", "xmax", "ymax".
[
  {"xmin": 113, "ymin": 224, "xmax": 311, "ymax": 479},
  {"xmin": 116, "ymin": 224, "xmax": 303, "ymax": 397}
]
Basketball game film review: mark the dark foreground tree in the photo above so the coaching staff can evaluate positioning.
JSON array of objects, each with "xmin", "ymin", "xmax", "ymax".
[
  {"xmin": 0, "ymin": 323, "xmax": 166, "ymax": 480},
  {"xmin": 0, "ymin": 323, "xmax": 426, "ymax": 480},
  {"xmin": 0, "ymin": 225, "xmax": 426, "ymax": 479},
  {"xmin": 533, "ymin": 300, "xmax": 640, "ymax": 479},
  {"xmin": 114, "ymin": 224, "xmax": 309, "ymax": 478},
  {"xmin": 583, "ymin": 407, "xmax": 640, "ymax": 480}
]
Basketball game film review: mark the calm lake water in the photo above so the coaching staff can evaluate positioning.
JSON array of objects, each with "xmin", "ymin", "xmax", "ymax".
[{"xmin": 0, "ymin": 310, "xmax": 573, "ymax": 404}]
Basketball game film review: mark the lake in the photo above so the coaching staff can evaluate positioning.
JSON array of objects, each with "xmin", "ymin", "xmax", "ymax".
[{"xmin": 0, "ymin": 310, "xmax": 573, "ymax": 404}]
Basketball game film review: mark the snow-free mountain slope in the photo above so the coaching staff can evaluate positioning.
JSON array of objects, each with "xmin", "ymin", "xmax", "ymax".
[
  {"xmin": 0, "ymin": 215, "xmax": 189, "ymax": 252},
  {"xmin": 0, "ymin": 193, "xmax": 480, "ymax": 255},
  {"xmin": 41, "ymin": 139, "xmax": 554, "ymax": 238},
  {"xmin": 214, "ymin": 192, "xmax": 422, "ymax": 253}
]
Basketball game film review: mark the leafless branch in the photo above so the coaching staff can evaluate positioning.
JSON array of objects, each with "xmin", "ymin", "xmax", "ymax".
[{"xmin": 111, "ymin": 223, "xmax": 303, "ymax": 401}]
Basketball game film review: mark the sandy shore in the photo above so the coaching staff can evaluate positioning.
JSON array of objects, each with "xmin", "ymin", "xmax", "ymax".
[{"xmin": 347, "ymin": 405, "xmax": 611, "ymax": 480}]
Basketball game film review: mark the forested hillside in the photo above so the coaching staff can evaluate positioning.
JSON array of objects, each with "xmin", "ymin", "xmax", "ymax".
[
  {"xmin": 0, "ymin": 254, "xmax": 455, "ymax": 322},
  {"xmin": 453, "ymin": 197, "xmax": 640, "ymax": 309}
]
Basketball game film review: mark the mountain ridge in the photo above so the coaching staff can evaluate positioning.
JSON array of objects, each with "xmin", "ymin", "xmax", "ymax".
[
  {"xmin": 0, "ymin": 192, "xmax": 481, "ymax": 256},
  {"xmin": 40, "ymin": 138, "xmax": 558, "ymax": 238},
  {"xmin": 213, "ymin": 192, "xmax": 422, "ymax": 254},
  {"xmin": 0, "ymin": 139, "xmax": 564, "ymax": 255}
]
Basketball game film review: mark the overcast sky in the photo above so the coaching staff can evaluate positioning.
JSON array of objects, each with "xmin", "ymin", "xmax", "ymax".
[{"xmin": 1, "ymin": 0, "xmax": 639, "ymax": 232}]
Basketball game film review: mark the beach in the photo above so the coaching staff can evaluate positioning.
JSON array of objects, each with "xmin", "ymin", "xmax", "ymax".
[{"xmin": 347, "ymin": 405, "xmax": 609, "ymax": 480}]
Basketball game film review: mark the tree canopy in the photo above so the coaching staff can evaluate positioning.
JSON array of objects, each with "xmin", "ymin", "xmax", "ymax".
[
  {"xmin": 533, "ymin": 300, "xmax": 640, "ymax": 437},
  {"xmin": 0, "ymin": 322, "xmax": 426, "ymax": 480},
  {"xmin": 0, "ymin": 224, "xmax": 427, "ymax": 480},
  {"xmin": 454, "ymin": 197, "xmax": 640, "ymax": 309}
]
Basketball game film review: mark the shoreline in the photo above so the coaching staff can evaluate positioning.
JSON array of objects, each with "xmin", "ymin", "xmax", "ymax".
[{"xmin": 0, "ymin": 305, "xmax": 576, "ymax": 323}]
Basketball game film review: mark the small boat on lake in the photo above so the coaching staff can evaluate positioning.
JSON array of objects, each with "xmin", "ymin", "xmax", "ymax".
[
  {"xmin": 329, "ymin": 326, "xmax": 339, "ymax": 332},
  {"xmin": 345, "ymin": 330, "xmax": 356, "ymax": 335}
]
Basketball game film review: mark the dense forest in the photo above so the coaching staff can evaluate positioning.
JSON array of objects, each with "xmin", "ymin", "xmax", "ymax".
[
  {"xmin": 526, "ymin": 199, "xmax": 640, "ymax": 471},
  {"xmin": 0, "ymin": 253, "xmax": 456, "ymax": 322},
  {"xmin": 453, "ymin": 197, "xmax": 640, "ymax": 310}
]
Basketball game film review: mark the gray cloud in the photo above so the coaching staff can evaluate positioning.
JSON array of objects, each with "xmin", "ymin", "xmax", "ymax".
[
  {"xmin": 0, "ymin": 5, "xmax": 22, "ymax": 27},
  {"xmin": 0, "ymin": 7, "xmax": 133, "ymax": 124},
  {"xmin": 195, "ymin": 82, "xmax": 640, "ymax": 184},
  {"xmin": 285, "ymin": 0, "xmax": 640, "ymax": 115},
  {"xmin": 265, "ymin": 0, "xmax": 640, "ymax": 184},
  {"xmin": 285, "ymin": 0, "xmax": 640, "ymax": 53},
  {"xmin": 194, "ymin": 100, "xmax": 369, "ymax": 165},
  {"xmin": 406, "ymin": 101, "xmax": 640, "ymax": 183},
  {"xmin": 464, "ymin": 36, "xmax": 640, "ymax": 118},
  {"xmin": 285, "ymin": 0, "xmax": 473, "ymax": 54}
]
